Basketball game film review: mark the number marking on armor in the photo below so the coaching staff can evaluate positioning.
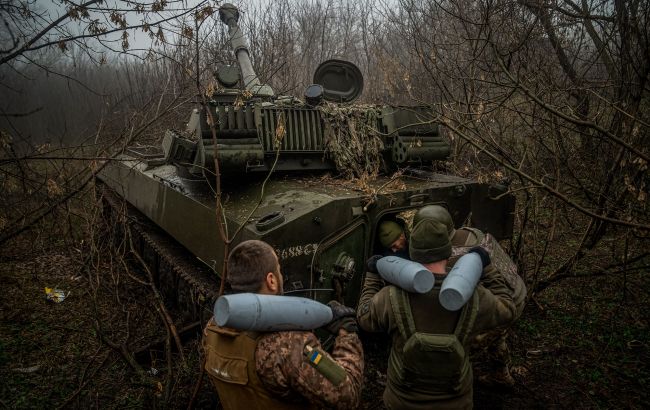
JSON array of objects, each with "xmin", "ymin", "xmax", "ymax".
[{"xmin": 276, "ymin": 243, "xmax": 319, "ymax": 260}]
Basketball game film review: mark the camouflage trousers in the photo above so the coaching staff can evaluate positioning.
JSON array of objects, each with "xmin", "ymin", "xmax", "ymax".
[{"xmin": 470, "ymin": 327, "xmax": 513, "ymax": 386}]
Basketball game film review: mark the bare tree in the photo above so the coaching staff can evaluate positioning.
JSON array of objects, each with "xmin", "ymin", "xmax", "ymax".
[{"xmin": 373, "ymin": 0, "xmax": 649, "ymax": 290}]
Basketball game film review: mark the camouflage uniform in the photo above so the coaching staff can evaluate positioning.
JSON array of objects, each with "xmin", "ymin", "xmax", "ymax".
[
  {"xmin": 203, "ymin": 318, "xmax": 363, "ymax": 410},
  {"xmin": 449, "ymin": 227, "xmax": 527, "ymax": 386},
  {"xmin": 449, "ymin": 227, "xmax": 526, "ymax": 315},
  {"xmin": 357, "ymin": 265, "xmax": 516, "ymax": 409}
]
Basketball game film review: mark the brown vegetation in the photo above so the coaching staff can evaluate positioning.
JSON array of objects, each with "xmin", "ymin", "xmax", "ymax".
[{"xmin": 1, "ymin": 0, "xmax": 648, "ymax": 408}]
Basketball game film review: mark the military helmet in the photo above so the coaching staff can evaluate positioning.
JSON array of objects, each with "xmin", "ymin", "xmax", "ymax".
[{"xmin": 413, "ymin": 205, "xmax": 455, "ymax": 238}]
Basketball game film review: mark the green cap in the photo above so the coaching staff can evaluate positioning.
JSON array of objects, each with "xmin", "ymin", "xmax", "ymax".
[
  {"xmin": 378, "ymin": 220, "xmax": 403, "ymax": 249},
  {"xmin": 409, "ymin": 219, "xmax": 452, "ymax": 263},
  {"xmin": 413, "ymin": 205, "xmax": 455, "ymax": 238}
]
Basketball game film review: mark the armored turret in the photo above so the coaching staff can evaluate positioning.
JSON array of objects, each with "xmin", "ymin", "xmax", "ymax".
[{"xmin": 167, "ymin": 5, "xmax": 453, "ymax": 184}]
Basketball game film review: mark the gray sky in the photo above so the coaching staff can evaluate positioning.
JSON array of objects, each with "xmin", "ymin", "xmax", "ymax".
[{"xmin": 17, "ymin": 1, "xmax": 232, "ymax": 57}]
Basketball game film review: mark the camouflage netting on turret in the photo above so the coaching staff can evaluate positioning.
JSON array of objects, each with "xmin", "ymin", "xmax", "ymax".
[{"xmin": 320, "ymin": 103, "xmax": 384, "ymax": 180}]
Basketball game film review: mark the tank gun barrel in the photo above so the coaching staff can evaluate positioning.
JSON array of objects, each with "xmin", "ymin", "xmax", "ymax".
[{"xmin": 219, "ymin": 3, "xmax": 274, "ymax": 97}]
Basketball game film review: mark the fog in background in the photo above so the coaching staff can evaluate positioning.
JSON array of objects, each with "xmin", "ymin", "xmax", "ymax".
[{"xmin": 0, "ymin": 0, "xmax": 392, "ymax": 146}]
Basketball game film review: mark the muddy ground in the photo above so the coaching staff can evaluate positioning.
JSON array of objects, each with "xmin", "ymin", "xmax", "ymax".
[{"xmin": 1, "ymin": 231, "xmax": 648, "ymax": 409}]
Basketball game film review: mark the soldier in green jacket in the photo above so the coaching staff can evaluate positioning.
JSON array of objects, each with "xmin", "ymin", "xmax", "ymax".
[
  {"xmin": 203, "ymin": 240, "xmax": 364, "ymax": 410},
  {"xmin": 413, "ymin": 205, "xmax": 527, "ymax": 386},
  {"xmin": 357, "ymin": 220, "xmax": 516, "ymax": 409}
]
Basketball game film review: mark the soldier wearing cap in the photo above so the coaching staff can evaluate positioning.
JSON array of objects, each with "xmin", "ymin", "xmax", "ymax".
[
  {"xmin": 202, "ymin": 240, "xmax": 364, "ymax": 410},
  {"xmin": 377, "ymin": 219, "xmax": 409, "ymax": 259},
  {"xmin": 357, "ymin": 219, "xmax": 516, "ymax": 409},
  {"xmin": 414, "ymin": 205, "xmax": 527, "ymax": 387}
]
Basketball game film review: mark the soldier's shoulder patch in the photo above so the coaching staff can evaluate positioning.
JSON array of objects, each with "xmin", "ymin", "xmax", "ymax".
[{"xmin": 303, "ymin": 345, "xmax": 346, "ymax": 386}]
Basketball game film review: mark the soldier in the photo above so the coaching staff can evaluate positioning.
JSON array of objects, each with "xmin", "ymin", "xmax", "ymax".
[
  {"xmin": 377, "ymin": 219, "xmax": 409, "ymax": 258},
  {"xmin": 413, "ymin": 205, "xmax": 527, "ymax": 387},
  {"xmin": 357, "ymin": 219, "xmax": 516, "ymax": 409},
  {"xmin": 202, "ymin": 240, "xmax": 364, "ymax": 410}
]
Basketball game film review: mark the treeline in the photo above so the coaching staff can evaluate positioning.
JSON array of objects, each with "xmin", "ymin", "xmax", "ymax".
[
  {"xmin": 0, "ymin": 0, "xmax": 648, "ymax": 289},
  {"xmin": 0, "ymin": 50, "xmax": 190, "ymax": 148}
]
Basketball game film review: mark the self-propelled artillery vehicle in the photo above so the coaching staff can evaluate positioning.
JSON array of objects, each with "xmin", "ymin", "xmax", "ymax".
[{"xmin": 97, "ymin": 3, "xmax": 514, "ymax": 324}]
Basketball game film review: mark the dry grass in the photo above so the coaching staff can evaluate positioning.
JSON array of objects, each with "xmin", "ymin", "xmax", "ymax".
[
  {"xmin": 0, "ymin": 212, "xmax": 214, "ymax": 409},
  {"xmin": 0, "ymin": 188, "xmax": 648, "ymax": 409}
]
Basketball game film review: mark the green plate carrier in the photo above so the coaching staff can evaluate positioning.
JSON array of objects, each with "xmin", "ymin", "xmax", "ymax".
[{"xmin": 389, "ymin": 286, "xmax": 479, "ymax": 392}]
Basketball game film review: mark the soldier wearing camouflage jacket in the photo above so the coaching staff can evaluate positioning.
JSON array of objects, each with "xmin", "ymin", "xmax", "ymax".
[
  {"xmin": 448, "ymin": 227, "xmax": 526, "ymax": 317},
  {"xmin": 203, "ymin": 240, "xmax": 364, "ymax": 410},
  {"xmin": 358, "ymin": 220, "xmax": 516, "ymax": 409}
]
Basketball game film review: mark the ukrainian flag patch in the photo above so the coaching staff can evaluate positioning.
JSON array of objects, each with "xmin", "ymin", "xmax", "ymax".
[{"xmin": 309, "ymin": 350, "xmax": 322, "ymax": 365}]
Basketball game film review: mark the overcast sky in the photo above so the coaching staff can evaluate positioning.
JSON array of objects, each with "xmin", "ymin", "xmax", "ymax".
[{"xmin": 23, "ymin": 0, "xmax": 247, "ymax": 54}]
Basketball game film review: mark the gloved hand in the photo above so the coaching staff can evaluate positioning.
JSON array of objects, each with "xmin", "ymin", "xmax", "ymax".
[
  {"xmin": 468, "ymin": 246, "xmax": 491, "ymax": 268},
  {"xmin": 366, "ymin": 255, "xmax": 383, "ymax": 274},
  {"xmin": 325, "ymin": 301, "xmax": 358, "ymax": 334}
]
